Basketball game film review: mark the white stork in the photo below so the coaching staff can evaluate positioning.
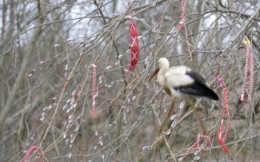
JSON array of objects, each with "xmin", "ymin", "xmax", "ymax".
[
  {"xmin": 149, "ymin": 57, "xmax": 218, "ymax": 101},
  {"xmin": 149, "ymin": 57, "xmax": 219, "ymax": 134}
]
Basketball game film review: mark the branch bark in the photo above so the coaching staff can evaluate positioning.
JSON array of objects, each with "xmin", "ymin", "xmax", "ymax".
[
  {"xmin": 221, "ymin": 8, "xmax": 260, "ymax": 55},
  {"xmin": 0, "ymin": 0, "xmax": 46, "ymax": 133}
]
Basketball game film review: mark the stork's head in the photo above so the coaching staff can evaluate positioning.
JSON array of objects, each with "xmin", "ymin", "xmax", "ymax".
[
  {"xmin": 148, "ymin": 57, "xmax": 170, "ymax": 81},
  {"xmin": 157, "ymin": 57, "xmax": 170, "ymax": 69}
]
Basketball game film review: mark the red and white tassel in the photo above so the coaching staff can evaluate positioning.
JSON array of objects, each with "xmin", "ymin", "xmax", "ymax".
[
  {"xmin": 21, "ymin": 146, "xmax": 44, "ymax": 162},
  {"xmin": 241, "ymin": 36, "xmax": 254, "ymax": 101},
  {"xmin": 216, "ymin": 76, "xmax": 230, "ymax": 154},
  {"xmin": 177, "ymin": 0, "xmax": 187, "ymax": 30},
  {"xmin": 126, "ymin": 17, "xmax": 139, "ymax": 72},
  {"xmin": 91, "ymin": 64, "xmax": 97, "ymax": 117}
]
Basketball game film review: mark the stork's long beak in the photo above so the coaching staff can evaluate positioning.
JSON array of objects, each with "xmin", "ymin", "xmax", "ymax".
[{"xmin": 148, "ymin": 68, "xmax": 159, "ymax": 81}]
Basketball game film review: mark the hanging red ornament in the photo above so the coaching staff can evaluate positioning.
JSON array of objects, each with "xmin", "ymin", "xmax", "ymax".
[{"xmin": 126, "ymin": 18, "xmax": 139, "ymax": 72}]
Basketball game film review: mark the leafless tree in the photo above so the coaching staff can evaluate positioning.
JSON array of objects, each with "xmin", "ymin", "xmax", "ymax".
[{"xmin": 0, "ymin": 0, "xmax": 259, "ymax": 161}]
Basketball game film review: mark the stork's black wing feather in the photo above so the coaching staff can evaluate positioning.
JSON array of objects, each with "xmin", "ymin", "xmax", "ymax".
[
  {"xmin": 186, "ymin": 72, "xmax": 206, "ymax": 84},
  {"xmin": 174, "ymin": 72, "xmax": 219, "ymax": 100}
]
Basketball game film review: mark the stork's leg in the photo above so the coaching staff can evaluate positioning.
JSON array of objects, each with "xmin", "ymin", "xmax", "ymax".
[
  {"xmin": 158, "ymin": 100, "xmax": 175, "ymax": 135},
  {"xmin": 191, "ymin": 104, "xmax": 207, "ymax": 135}
]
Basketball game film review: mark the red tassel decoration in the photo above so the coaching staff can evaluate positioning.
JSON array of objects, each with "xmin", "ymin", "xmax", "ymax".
[
  {"xmin": 216, "ymin": 76, "xmax": 231, "ymax": 154},
  {"xmin": 177, "ymin": 0, "xmax": 187, "ymax": 30},
  {"xmin": 21, "ymin": 146, "xmax": 44, "ymax": 162},
  {"xmin": 240, "ymin": 36, "xmax": 254, "ymax": 101},
  {"xmin": 126, "ymin": 18, "xmax": 139, "ymax": 72},
  {"xmin": 91, "ymin": 64, "xmax": 97, "ymax": 118}
]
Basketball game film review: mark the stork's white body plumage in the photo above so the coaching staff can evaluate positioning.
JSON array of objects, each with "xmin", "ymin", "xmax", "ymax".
[
  {"xmin": 151, "ymin": 57, "xmax": 218, "ymax": 101},
  {"xmin": 148, "ymin": 57, "xmax": 218, "ymax": 135}
]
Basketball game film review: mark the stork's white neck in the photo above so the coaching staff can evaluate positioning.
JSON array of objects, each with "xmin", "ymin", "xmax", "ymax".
[{"xmin": 157, "ymin": 65, "xmax": 169, "ymax": 87}]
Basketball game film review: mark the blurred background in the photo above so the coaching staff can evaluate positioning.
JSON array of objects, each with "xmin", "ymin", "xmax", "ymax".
[{"xmin": 0, "ymin": 0, "xmax": 260, "ymax": 161}]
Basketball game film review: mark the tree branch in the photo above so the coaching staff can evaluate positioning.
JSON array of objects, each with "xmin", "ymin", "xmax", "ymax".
[{"xmin": 0, "ymin": 0, "xmax": 46, "ymax": 133}]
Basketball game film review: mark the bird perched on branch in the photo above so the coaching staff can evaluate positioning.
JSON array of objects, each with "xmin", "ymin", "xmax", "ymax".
[
  {"xmin": 149, "ymin": 57, "xmax": 219, "ymax": 101},
  {"xmin": 148, "ymin": 57, "xmax": 219, "ymax": 134}
]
